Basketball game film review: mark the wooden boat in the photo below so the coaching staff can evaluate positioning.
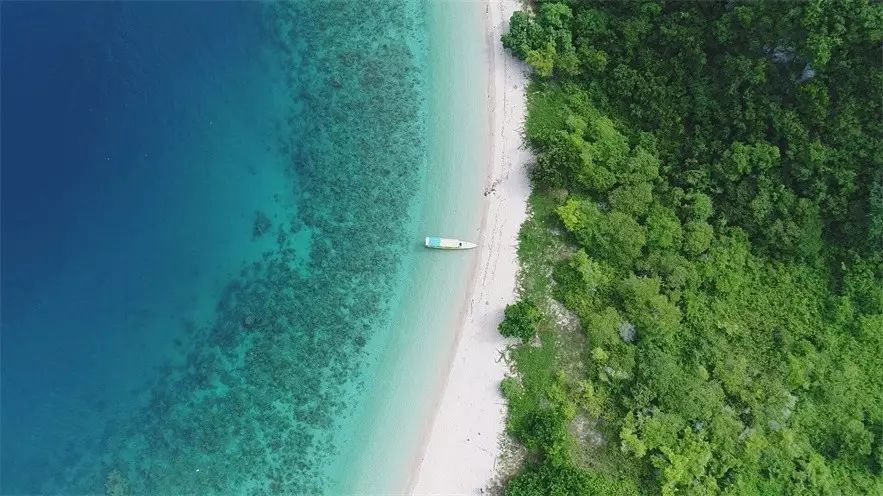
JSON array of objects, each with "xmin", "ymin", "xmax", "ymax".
[{"xmin": 424, "ymin": 236, "xmax": 477, "ymax": 250}]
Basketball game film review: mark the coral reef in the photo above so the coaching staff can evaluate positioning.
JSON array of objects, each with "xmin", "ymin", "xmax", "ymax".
[
  {"xmin": 104, "ymin": 469, "xmax": 128, "ymax": 496},
  {"xmin": 252, "ymin": 210, "xmax": 272, "ymax": 239},
  {"xmin": 44, "ymin": 1, "xmax": 430, "ymax": 494}
]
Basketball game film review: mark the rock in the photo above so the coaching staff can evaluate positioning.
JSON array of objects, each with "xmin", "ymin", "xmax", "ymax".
[
  {"xmin": 797, "ymin": 63, "xmax": 816, "ymax": 84},
  {"xmin": 619, "ymin": 322, "xmax": 637, "ymax": 343},
  {"xmin": 242, "ymin": 315, "xmax": 256, "ymax": 329},
  {"xmin": 767, "ymin": 45, "xmax": 795, "ymax": 64},
  {"xmin": 252, "ymin": 211, "xmax": 272, "ymax": 239}
]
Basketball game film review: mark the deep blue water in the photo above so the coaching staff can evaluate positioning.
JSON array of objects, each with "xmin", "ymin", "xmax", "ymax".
[
  {"xmin": 1, "ymin": 2, "xmax": 290, "ymax": 492},
  {"xmin": 1, "ymin": 1, "xmax": 430, "ymax": 493}
]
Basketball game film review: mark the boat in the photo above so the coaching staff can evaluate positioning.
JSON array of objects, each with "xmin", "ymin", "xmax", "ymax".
[{"xmin": 424, "ymin": 236, "xmax": 477, "ymax": 250}]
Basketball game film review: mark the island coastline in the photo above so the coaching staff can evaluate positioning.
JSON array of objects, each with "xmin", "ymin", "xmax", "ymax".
[{"xmin": 411, "ymin": 0, "xmax": 532, "ymax": 493}]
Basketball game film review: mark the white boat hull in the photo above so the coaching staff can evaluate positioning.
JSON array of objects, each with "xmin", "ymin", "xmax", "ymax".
[{"xmin": 425, "ymin": 236, "xmax": 476, "ymax": 250}]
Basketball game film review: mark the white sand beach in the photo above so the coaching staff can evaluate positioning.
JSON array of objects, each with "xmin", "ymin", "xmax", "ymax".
[{"xmin": 411, "ymin": 0, "xmax": 531, "ymax": 493}]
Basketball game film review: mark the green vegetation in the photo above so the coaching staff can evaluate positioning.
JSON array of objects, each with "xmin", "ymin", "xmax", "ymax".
[
  {"xmin": 500, "ymin": 1, "xmax": 883, "ymax": 494},
  {"xmin": 500, "ymin": 300, "xmax": 544, "ymax": 343}
]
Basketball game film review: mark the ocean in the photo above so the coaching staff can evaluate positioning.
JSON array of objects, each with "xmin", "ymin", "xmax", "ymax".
[{"xmin": 1, "ymin": 1, "xmax": 486, "ymax": 494}]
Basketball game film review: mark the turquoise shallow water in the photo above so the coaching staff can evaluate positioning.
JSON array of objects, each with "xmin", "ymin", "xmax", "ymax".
[
  {"xmin": 1, "ymin": 1, "xmax": 483, "ymax": 494},
  {"xmin": 335, "ymin": 1, "xmax": 489, "ymax": 492}
]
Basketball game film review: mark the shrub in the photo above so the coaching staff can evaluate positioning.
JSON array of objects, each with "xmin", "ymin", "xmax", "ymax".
[{"xmin": 499, "ymin": 300, "xmax": 542, "ymax": 343}]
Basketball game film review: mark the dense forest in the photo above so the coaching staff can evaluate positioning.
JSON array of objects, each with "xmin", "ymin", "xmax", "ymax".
[{"xmin": 497, "ymin": 1, "xmax": 882, "ymax": 494}]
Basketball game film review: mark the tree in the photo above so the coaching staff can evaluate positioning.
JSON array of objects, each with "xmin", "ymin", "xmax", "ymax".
[
  {"xmin": 499, "ymin": 300, "xmax": 542, "ymax": 343},
  {"xmin": 609, "ymin": 181, "xmax": 653, "ymax": 217},
  {"xmin": 682, "ymin": 220, "xmax": 713, "ymax": 256},
  {"xmin": 592, "ymin": 211, "xmax": 647, "ymax": 268},
  {"xmin": 646, "ymin": 203, "xmax": 683, "ymax": 250},
  {"xmin": 501, "ymin": 1, "xmax": 883, "ymax": 493}
]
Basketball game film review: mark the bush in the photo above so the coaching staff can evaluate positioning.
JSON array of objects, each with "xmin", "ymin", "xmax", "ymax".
[
  {"xmin": 499, "ymin": 300, "xmax": 542, "ymax": 343},
  {"xmin": 500, "ymin": 376, "xmax": 524, "ymax": 400}
]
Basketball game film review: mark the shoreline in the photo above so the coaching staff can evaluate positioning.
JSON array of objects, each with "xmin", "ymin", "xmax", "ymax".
[
  {"xmin": 334, "ymin": 2, "xmax": 491, "ymax": 493},
  {"xmin": 411, "ymin": 0, "xmax": 531, "ymax": 493}
]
